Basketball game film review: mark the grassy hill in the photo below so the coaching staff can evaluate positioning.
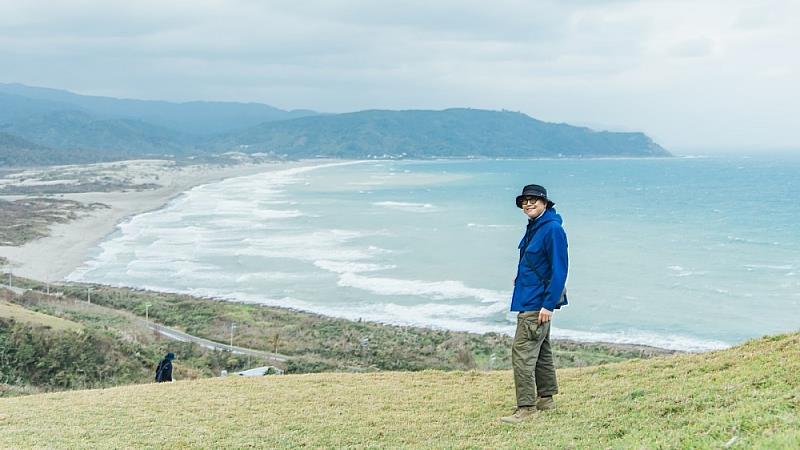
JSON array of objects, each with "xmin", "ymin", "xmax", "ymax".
[
  {"xmin": 0, "ymin": 333, "xmax": 797, "ymax": 448},
  {"xmin": 0, "ymin": 299, "xmax": 82, "ymax": 332}
]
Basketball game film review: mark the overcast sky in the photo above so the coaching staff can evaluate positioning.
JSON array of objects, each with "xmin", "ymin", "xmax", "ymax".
[{"xmin": 1, "ymin": 0, "xmax": 798, "ymax": 152}]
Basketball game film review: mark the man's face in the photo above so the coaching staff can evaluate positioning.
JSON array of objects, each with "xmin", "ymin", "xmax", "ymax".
[{"xmin": 520, "ymin": 196, "xmax": 546, "ymax": 220}]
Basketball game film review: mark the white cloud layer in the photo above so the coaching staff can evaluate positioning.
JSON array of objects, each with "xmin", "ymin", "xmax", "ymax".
[{"xmin": 1, "ymin": 0, "xmax": 798, "ymax": 151}]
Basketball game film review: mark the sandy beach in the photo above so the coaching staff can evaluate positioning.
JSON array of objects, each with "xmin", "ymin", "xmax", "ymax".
[{"xmin": 0, "ymin": 159, "xmax": 319, "ymax": 282}]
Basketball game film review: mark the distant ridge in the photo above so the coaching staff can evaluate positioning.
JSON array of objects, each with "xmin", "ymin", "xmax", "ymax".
[
  {"xmin": 0, "ymin": 83, "xmax": 671, "ymax": 165},
  {"xmin": 210, "ymin": 108, "xmax": 670, "ymax": 158},
  {"xmin": 0, "ymin": 83, "xmax": 318, "ymax": 136}
]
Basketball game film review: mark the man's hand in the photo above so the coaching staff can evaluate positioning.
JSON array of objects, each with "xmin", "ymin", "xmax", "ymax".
[{"xmin": 538, "ymin": 308, "xmax": 552, "ymax": 324}]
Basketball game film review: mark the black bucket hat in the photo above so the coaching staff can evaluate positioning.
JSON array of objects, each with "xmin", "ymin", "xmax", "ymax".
[
  {"xmin": 165, "ymin": 352, "xmax": 176, "ymax": 361},
  {"xmin": 515, "ymin": 184, "xmax": 555, "ymax": 209}
]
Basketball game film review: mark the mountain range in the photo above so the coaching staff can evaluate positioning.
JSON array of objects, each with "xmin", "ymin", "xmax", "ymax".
[{"xmin": 0, "ymin": 83, "xmax": 670, "ymax": 166}]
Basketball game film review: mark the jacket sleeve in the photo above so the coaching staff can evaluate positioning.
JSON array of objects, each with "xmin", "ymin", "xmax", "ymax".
[{"xmin": 543, "ymin": 224, "xmax": 568, "ymax": 311}]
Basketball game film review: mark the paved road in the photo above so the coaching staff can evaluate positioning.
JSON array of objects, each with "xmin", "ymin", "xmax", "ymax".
[
  {"xmin": 2, "ymin": 282, "xmax": 289, "ymax": 365},
  {"xmin": 0, "ymin": 283, "xmax": 26, "ymax": 295},
  {"xmin": 142, "ymin": 320, "xmax": 288, "ymax": 364}
]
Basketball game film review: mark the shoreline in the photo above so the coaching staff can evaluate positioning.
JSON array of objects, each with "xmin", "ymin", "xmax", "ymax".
[
  {"xmin": 0, "ymin": 158, "xmax": 684, "ymax": 355},
  {"xmin": 0, "ymin": 159, "xmax": 328, "ymax": 281}
]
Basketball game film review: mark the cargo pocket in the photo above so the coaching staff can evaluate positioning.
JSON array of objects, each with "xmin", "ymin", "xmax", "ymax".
[
  {"xmin": 514, "ymin": 318, "xmax": 527, "ymax": 342},
  {"xmin": 525, "ymin": 318, "xmax": 540, "ymax": 341}
]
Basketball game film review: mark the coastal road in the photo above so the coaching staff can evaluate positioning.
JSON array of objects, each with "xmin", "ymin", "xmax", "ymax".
[
  {"xmin": 0, "ymin": 283, "xmax": 26, "ymax": 296},
  {"xmin": 2, "ymin": 282, "xmax": 288, "ymax": 365},
  {"xmin": 142, "ymin": 320, "xmax": 288, "ymax": 365}
]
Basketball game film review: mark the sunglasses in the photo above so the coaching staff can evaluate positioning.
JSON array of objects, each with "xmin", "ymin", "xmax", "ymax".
[{"xmin": 520, "ymin": 196, "xmax": 544, "ymax": 205}]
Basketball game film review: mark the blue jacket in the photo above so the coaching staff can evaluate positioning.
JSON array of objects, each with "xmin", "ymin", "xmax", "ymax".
[{"xmin": 511, "ymin": 208, "xmax": 569, "ymax": 312}]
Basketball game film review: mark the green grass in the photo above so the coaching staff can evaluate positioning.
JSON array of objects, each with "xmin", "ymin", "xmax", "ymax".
[
  {"xmin": 0, "ymin": 299, "xmax": 83, "ymax": 332},
  {"xmin": 1, "ymin": 332, "xmax": 797, "ymax": 449}
]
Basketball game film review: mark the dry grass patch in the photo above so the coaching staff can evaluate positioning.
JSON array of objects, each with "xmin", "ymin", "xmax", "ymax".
[
  {"xmin": 0, "ymin": 299, "xmax": 82, "ymax": 332},
  {"xmin": 0, "ymin": 197, "xmax": 107, "ymax": 245}
]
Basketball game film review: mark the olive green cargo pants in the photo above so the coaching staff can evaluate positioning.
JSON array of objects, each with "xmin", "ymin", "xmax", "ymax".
[{"xmin": 512, "ymin": 311, "xmax": 558, "ymax": 407}]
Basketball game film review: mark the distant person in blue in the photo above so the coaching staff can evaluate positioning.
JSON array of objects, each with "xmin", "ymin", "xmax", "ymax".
[
  {"xmin": 501, "ymin": 184, "xmax": 568, "ymax": 424},
  {"xmin": 155, "ymin": 352, "xmax": 176, "ymax": 383}
]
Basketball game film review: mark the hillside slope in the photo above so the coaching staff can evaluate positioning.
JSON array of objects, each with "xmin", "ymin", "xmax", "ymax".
[
  {"xmin": 1, "ymin": 333, "xmax": 797, "ymax": 448},
  {"xmin": 0, "ymin": 132, "xmax": 59, "ymax": 166},
  {"xmin": 2, "ymin": 110, "xmax": 193, "ymax": 154},
  {"xmin": 1, "ymin": 83, "xmax": 670, "ymax": 165},
  {"xmin": 0, "ymin": 299, "xmax": 82, "ymax": 332},
  {"xmin": 0, "ymin": 83, "xmax": 319, "ymax": 135},
  {"xmin": 211, "ymin": 108, "xmax": 671, "ymax": 158}
]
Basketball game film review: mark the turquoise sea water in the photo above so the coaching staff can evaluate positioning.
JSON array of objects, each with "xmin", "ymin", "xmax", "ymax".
[{"xmin": 68, "ymin": 157, "xmax": 800, "ymax": 351}]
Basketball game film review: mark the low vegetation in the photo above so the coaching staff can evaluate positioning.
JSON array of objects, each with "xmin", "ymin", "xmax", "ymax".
[
  {"xmin": 0, "ymin": 287, "xmax": 260, "ymax": 396},
  {"xmin": 48, "ymin": 282, "xmax": 671, "ymax": 373},
  {"xmin": 0, "ymin": 181, "xmax": 159, "ymax": 195},
  {"xmin": 0, "ymin": 318, "xmax": 152, "ymax": 394},
  {"xmin": 0, "ymin": 278, "xmax": 673, "ymax": 398},
  {"xmin": 0, "ymin": 333, "xmax": 797, "ymax": 448},
  {"xmin": 0, "ymin": 162, "xmax": 164, "ymax": 194},
  {"xmin": 0, "ymin": 198, "xmax": 107, "ymax": 245}
]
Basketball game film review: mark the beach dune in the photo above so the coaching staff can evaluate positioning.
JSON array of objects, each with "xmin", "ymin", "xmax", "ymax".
[{"xmin": 0, "ymin": 160, "xmax": 313, "ymax": 281}]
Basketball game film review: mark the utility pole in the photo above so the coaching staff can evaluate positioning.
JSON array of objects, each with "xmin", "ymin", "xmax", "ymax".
[
  {"xmin": 272, "ymin": 332, "xmax": 280, "ymax": 354},
  {"xmin": 230, "ymin": 322, "xmax": 237, "ymax": 350},
  {"xmin": 87, "ymin": 287, "xmax": 91, "ymax": 304},
  {"xmin": 145, "ymin": 303, "xmax": 152, "ymax": 323}
]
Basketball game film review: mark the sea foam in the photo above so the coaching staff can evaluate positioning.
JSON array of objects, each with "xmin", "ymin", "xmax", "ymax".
[
  {"xmin": 337, "ymin": 272, "xmax": 509, "ymax": 305},
  {"xmin": 69, "ymin": 157, "xmax": 800, "ymax": 353},
  {"xmin": 373, "ymin": 201, "xmax": 436, "ymax": 212}
]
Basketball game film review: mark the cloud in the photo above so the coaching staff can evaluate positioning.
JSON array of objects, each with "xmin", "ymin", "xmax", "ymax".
[
  {"xmin": 0, "ymin": 0, "xmax": 799, "ymax": 150},
  {"xmin": 668, "ymin": 37, "xmax": 715, "ymax": 58}
]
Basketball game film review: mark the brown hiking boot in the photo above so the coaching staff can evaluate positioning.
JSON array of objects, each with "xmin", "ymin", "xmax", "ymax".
[
  {"xmin": 499, "ymin": 406, "xmax": 537, "ymax": 424},
  {"xmin": 536, "ymin": 396, "xmax": 555, "ymax": 411}
]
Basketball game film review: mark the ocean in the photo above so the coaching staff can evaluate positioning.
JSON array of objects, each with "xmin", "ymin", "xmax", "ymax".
[{"xmin": 67, "ymin": 156, "xmax": 800, "ymax": 352}]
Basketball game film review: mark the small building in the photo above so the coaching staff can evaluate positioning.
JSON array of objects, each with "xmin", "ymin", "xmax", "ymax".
[{"xmin": 235, "ymin": 366, "xmax": 284, "ymax": 377}]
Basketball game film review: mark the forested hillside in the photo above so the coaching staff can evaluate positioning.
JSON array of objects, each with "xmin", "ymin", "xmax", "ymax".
[
  {"xmin": 211, "ymin": 108, "xmax": 669, "ymax": 158},
  {"xmin": 1, "ymin": 83, "xmax": 671, "ymax": 165}
]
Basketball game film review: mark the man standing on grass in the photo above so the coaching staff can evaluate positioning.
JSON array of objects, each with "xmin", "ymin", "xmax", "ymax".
[{"xmin": 501, "ymin": 184, "xmax": 568, "ymax": 424}]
